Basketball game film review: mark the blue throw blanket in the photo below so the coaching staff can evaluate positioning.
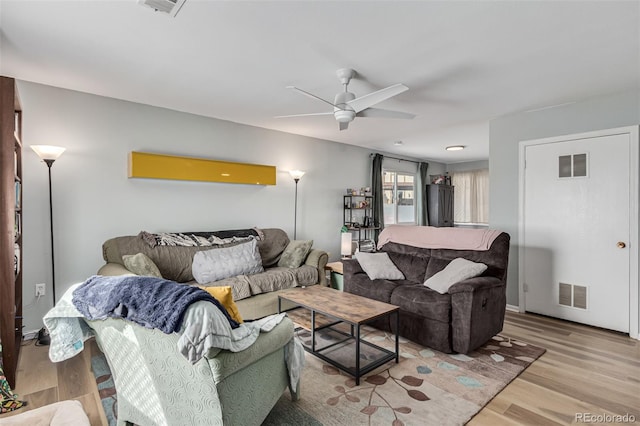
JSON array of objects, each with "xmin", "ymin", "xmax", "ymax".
[{"xmin": 72, "ymin": 275, "xmax": 239, "ymax": 333}]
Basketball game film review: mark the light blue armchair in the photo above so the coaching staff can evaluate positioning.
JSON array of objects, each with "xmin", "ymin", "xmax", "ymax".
[{"xmin": 87, "ymin": 316, "xmax": 298, "ymax": 426}]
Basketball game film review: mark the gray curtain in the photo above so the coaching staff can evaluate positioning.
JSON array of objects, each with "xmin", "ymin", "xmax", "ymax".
[
  {"xmin": 372, "ymin": 154, "xmax": 384, "ymax": 241},
  {"xmin": 418, "ymin": 162, "xmax": 429, "ymax": 225}
]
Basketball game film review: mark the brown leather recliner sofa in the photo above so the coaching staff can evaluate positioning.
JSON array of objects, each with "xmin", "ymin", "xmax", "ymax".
[{"xmin": 343, "ymin": 228, "xmax": 510, "ymax": 354}]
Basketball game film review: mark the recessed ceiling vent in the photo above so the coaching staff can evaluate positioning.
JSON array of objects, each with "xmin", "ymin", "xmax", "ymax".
[{"xmin": 138, "ymin": 0, "xmax": 186, "ymax": 17}]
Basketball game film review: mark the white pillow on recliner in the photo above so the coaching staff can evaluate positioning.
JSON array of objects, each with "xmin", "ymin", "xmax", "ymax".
[
  {"xmin": 355, "ymin": 252, "xmax": 405, "ymax": 280},
  {"xmin": 424, "ymin": 257, "xmax": 487, "ymax": 294}
]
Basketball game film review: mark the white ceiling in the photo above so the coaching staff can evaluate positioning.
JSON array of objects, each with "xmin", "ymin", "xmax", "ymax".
[{"xmin": 1, "ymin": 1, "xmax": 638, "ymax": 163}]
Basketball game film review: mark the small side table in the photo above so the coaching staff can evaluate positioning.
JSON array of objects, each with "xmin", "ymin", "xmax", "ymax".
[{"xmin": 325, "ymin": 261, "xmax": 344, "ymax": 291}]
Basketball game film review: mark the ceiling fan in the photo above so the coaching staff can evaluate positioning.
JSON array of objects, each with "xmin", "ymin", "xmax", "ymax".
[{"xmin": 277, "ymin": 68, "xmax": 416, "ymax": 130}]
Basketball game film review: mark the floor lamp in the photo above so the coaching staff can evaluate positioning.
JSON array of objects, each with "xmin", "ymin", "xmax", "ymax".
[
  {"xmin": 289, "ymin": 170, "xmax": 305, "ymax": 240},
  {"xmin": 31, "ymin": 145, "xmax": 65, "ymax": 307}
]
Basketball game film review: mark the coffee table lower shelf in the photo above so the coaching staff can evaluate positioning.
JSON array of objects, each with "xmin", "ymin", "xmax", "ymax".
[{"xmin": 284, "ymin": 306, "xmax": 399, "ymax": 385}]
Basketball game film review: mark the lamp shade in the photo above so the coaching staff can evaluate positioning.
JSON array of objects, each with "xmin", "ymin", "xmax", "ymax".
[
  {"xmin": 31, "ymin": 145, "xmax": 66, "ymax": 160},
  {"xmin": 289, "ymin": 170, "xmax": 305, "ymax": 180},
  {"xmin": 341, "ymin": 232, "xmax": 352, "ymax": 257}
]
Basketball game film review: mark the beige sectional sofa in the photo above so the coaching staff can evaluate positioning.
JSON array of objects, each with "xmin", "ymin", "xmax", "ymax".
[{"xmin": 97, "ymin": 228, "xmax": 328, "ymax": 320}]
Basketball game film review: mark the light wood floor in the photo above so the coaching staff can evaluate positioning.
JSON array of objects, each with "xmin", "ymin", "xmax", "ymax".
[
  {"xmin": 0, "ymin": 311, "xmax": 638, "ymax": 425},
  {"xmin": 0, "ymin": 338, "xmax": 108, "ymax": 425}
]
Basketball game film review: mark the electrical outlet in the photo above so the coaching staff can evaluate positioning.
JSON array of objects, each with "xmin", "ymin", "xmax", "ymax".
[{"xmin": 35, "ymin": 283, "xmax": 46, "ymax": 297}]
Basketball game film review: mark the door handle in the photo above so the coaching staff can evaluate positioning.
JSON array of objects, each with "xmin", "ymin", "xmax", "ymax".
[{"xmin": 617, "ymin": 241, "xmax": 626, "ymax": 249}]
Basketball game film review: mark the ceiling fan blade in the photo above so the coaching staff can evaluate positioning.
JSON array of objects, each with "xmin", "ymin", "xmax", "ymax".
[
  {"xmin": 339, "ymin": 121, "xmax": 349, "ymax": 131},
  {"xmin": 356, "ymin": 107, "xmax": 416, "ymax": 120},
  {"xmin": 275, "ymin": 112, "xmax": 334, "ymax": 119},
  {"xmin": 347, "ymin": 83, "xmax": 408, "ymax": 113},
  {"xmin": 286, "ymin": 86, "xmax": 343, "ymax": 110}
]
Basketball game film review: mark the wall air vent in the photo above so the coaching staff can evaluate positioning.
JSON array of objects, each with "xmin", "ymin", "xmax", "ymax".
[
  {"xmin": 138, "ymin": 0, "xmax": 187, "ymax": 17},
  {"xmin": 559, "ymin": 282, "xmax": 588, "ymax": 310},
  {"xmin": 558, "ymin": 153, "xmax": 588, "ymax": 178}
]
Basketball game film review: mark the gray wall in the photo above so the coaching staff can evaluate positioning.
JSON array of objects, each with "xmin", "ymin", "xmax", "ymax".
[
  {"xmin": 18, "ymin": 81, "xmax": 437, "ymax": 333},
  {"xmin": 446, "ymin": 160, "xmax": 488, "ymax": 173},
  {"xmin": 489, "ymin": 89, "xmax": 640, "ymax": 307}
]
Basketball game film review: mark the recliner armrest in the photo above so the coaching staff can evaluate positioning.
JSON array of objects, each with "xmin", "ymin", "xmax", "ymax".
[
  {"xmin": 206, "ymin": 318, "xmax": 295, "ymax": 382},
  {"xmin": 447, "ymin": 276, "xmax": 503, "ymax": 294},
  {"xmin": 304, "ymin": 249, "xmax": 329, "ymax": 286},
  {"xmin": 449, "ymin": 278, "xmax": 506, "ymax": 353}
]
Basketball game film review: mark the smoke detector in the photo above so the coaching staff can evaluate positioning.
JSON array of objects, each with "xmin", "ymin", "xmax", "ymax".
[{"xmin": 138, "ymin": 0, "xmax": 187, "ymax": 17}]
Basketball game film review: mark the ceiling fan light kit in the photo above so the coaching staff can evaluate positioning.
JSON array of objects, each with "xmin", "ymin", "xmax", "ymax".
[{"xmin": 278, "ymin": 68, "xmax": 415, "ymax": 131}]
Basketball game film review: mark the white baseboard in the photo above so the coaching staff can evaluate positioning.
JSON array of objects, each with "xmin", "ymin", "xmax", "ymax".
[
  {"xmin": 23, "ymin": 329, "xmax": 40, "ymax": 340},
  {"xmin": 506, "ymin": 304, "xmax": 520, "ymax": 313}
]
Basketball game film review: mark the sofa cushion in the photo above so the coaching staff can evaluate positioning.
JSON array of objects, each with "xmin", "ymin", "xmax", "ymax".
[
  {"xmin": 199, "ymin": 285, "xmax": 243, "ymax": 324},
  {"xmin": 277, "ymin": 240, "xmax": 313, "ymax": 268},
  {"xmin": 192, "ymin": 239, "xmax": 264, "ymax": 284},
  {"xmin": 355, "ymin": 252, "xmax": 405, "ymax": 280},
  {"xmin": 344, "ymin": 273, "xmax": 406, "ymax": 303},
  {"xmin": 123, "ymin": 253, "xmax": 163, "ymax": 278},
  {"xmin": 259, "ymin": 228, "xmax": 290, "ymax": 267},
  {"xmin": 390, "ymin": 284, "xmax": 452, "ymax": 322},
  {"xmin": 424, "ymin": 257, "xmax": 450, "ymax": 281},
  {"xmin": 424, "ymin": 257, "xmax": 488, "ymax": 294},
  {"xmin": 204, "ymin": 265, "xmax": 318, "ymax": 301},
  {"xmin": 386, "ymin": 251, "xmax": 429, "ymax": 283},
  {"xmin": 294, "ymin": 264, "xmax": 319, "ymax": 285},
  {"xmin": 248, "ymin": 266, "xmax": 317, "ymax": 295}
]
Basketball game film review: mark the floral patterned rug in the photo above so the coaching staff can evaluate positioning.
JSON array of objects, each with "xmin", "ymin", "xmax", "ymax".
[
  {"xmin": 92, "ymin": 325, "xmax": 545, "ymax": 426},
  {"xmin": 290, "ymin": 325, "xmax": 545, "ymax": 426}
]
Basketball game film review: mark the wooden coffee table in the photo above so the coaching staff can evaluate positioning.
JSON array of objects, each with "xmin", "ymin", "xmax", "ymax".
[{"xmin": 278, "ymin": 286, "xmax": 399, "ymax": 385}]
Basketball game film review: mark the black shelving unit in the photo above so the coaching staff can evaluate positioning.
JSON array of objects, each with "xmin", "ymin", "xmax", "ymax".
[{"xmin": 343, "ymin": 194, "xmax": 378, "ymax": 251}]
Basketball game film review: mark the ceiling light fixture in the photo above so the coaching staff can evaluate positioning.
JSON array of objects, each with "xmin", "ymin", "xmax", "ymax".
[
  {"xmin": 394, "ymin": 141, "xmax": 403, "ymax": 146},
  {"xmin": 446, "ymin": 145, "xmax": 465, "ymax": 151}
]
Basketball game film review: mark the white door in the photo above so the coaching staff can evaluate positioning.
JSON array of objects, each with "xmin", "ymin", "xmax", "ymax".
[{"xmin": 522, "ymin": 132, "xmax": 631, "ymax": 332}]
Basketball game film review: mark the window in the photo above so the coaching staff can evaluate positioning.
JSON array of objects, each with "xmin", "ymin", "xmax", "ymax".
[
  {"xmin": 383, "ymin": 171, "xmax": 416, "ymax": 224},
  {"xmin": 451, "ymin": 169, "xmax": 489, "ymax": 224}
]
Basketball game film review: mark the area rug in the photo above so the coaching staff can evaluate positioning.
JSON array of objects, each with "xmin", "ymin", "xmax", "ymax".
[
  {"xmin": 291, "ymin": 326, "xmax": 545, "ymax": 425},
  {"xmin": 91, "ymin": 326, "xmax": 545, "ymax": 426}
]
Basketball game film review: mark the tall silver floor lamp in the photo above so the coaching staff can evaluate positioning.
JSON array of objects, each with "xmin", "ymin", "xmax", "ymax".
[
  {"xmin": 289, "ymin": 170, "xmax": 305, "ymax": 240},
  {"xmin": 31, "ymin": 145, "xmax": 65, "ymax": 306}
]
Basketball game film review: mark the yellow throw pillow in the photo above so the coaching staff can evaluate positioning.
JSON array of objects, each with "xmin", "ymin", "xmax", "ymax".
[{"xmin": 199, "ymin": 286, "xmax": 243, "ymax": 324}]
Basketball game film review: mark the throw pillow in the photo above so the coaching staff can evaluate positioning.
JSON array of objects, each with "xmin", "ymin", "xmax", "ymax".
[
  {"xmin": 122, "ymin": 253, "xmax": 163, "ymax": 278},
  {"xmin": 192, "ymin": 238, "xmax": 264, "ymax": 284},
  {"xmin": 277, "ymin": 240, "xmax": 313, "ymax": 269},
  {"xmin": 199, "ymin": 285, "xmax": 243, "ymax": 323},
  {"xmin": 424, "ymin": 257, "xmax": 488, "ymax": 294},
  {"xmin": 355, "ymin": 252, "xmax": 405, "ymax": 280}
]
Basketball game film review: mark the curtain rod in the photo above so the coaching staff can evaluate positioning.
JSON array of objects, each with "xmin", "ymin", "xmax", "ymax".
[{"xmin": 370, "ymin": 153, "xmax": 421, "ymax": 165}]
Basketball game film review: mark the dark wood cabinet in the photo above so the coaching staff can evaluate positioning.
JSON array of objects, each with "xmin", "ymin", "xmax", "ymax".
[
  {"xmin": 0, "ymin": 76, "xmax": 22, "ymax": 387},
  {"xmin": 427, "ymin": 184, "xmax": 454, "ymax": 227}
]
